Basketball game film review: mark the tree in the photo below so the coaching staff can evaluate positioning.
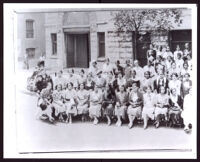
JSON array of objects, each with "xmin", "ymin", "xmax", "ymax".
[{"xmin": 112, "ymin": 9, "xmax": 183, "ymax": 59}]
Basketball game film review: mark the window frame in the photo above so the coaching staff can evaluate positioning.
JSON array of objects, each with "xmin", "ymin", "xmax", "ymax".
[
  {"xmin": 97, "ymin": 32, "xmax": 105, "ymax": 58},
  {"xmin": 51, "ymin": 33, "xmax": 57, "ymax": 56},
  {"xmin": 26, "ymin": 48, "xmax": 36, "ymax": 59},
  {"xmin": 25, "ymin": 19, "xmax": 34, "ymax": 39}
]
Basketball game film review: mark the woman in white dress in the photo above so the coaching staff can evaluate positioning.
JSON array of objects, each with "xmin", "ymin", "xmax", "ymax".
[
  {"xmin": 76, "ymin": 83, "xmax": 89, "ymax": 121},
  {"xmin": 181, "ymin": 62, "xmax": 191, "ymax": 78},
  {"xmin": 63, "ymin": 82, "xmax": 77, "ymax": 124},
  {"xmin": 140, "ymin": 71, "xmax": 154, "ymax": 92},
  {"xmin": 181, "ymin": 88, "xmax": 193, "ymax": 133},
  {"xmin": 88, "ymin": 60, "xmax": 98, "ymax": 78},
  {"xmin": 169, "ymin": 73, "xmax": 182, "ymax": 96},
  {"xmin": 114, "ymin": 85, "xmax": 129, "ymax": 127},
  {"xmin": 154, "ymin": 86, "xmax": 169, "ymax": 128},
  {"xmin": 181, "ymin": 73, "xmax": 192, "ymax": 98},
  {"xmin": 142, "ymin": 85, "xmax": 156, "ymax": 129},
  {"xmin": 102, "ymin": 58, "xmax": 114, "ymax": 79},
  {"xmin": 168, "ymin": 62, "xmax": 180, "ymax": 80},
  {"xmin": 53, "ymin": 70, "xmax": 67, "ymax": 90},
  {"xmin": 174, "ymin": 45, "xmax": 183, "ymax": 61},
  {"xmin": 114, "ymin": 72, "xmax": 126, "ymax": 92},
  {"xmin": 52, "ymin": 84, "xmax": 65, "ymax": 121},
  {"xmin": 89, "ymin": 85, "xmax": 103, "ymax": 125}
]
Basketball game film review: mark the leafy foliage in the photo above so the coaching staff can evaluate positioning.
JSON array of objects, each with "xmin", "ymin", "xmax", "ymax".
[{"xmin": 112, "ymin": 9, "xmax": 183, "ymax": 33}]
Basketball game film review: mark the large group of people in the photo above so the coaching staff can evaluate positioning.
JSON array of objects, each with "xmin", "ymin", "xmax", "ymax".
[{"xmin": 27, "ymin": 43, "xmax": 193, "ymax": 133}]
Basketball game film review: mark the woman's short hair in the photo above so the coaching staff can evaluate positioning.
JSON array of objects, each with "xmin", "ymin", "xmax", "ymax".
[
  {"xmin": 144, "ymin": 85, "xmax": 152, "ymax": 92},
  {"xmin": 171, "ymin": 72, "xmax": 178, "ymax": 78},
  {"xmin": 67, "ymin": 82, "xmax": 73, "ymax": 87},
  {"xmin": 184, "ymin": 73, "xmax": 190, "ymax": 77},
  {"xmin": 81, "ymin": 69, "xmax": 85, "ymax": 74},
  {"xmin": 119, "ymin": 84, "xmax": 126, "ymax": 91},
  {"xmin": 144, "ymin": 71, "xmax": 150, "ymax": 76},
  {"xmin": 78, "ymin": 82, "xmax": 85, "ymax": 89},
  {"xmin": 55, "ymin": 84, "xmax": 62, "ymax": 90},
  {"xmin": 170, "ymin": 88, "xmax": 176, "ymax": 94}
]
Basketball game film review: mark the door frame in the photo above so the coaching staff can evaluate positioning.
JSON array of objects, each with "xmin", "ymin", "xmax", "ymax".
[{"xmin": 64, "ymin": 31, "xmax": 90, "ymax": 68}]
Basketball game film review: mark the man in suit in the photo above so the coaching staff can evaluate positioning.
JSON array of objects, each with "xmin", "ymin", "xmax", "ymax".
[{"xmin": 153, "ymin": 72, "xmax": 169, "ymax": 94}]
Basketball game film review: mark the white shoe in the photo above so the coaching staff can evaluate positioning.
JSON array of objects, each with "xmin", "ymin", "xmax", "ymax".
[
  {"xmin": 107, "ymin": 120, "xmax": 111, "ymax": 126},
  {"xmin": 93, "ymin": 118, "xmax": 98, "ymax": 125},
  {"xmin": 128, "ymin": 122, "xmax": 133, "ymax": 129}
]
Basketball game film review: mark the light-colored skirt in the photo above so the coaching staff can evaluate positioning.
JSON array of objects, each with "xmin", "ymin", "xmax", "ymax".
[
  {"xmin": 36, "ymin": 99, "xmax": 53, "ymax": 119},
  {"xmin": 154, "ymin": 107, "xmax": 168, "ymax": 117},
  {"xmin": 65, "ymin": 100, "xmax": 77, "ymax": 116},
  {"xmin": 127, "ymin": 106, "xmax": 142, "ymax": 118},
  {"xmin": 77, "ymin": 104, "xmax": 89, "ymax": 115},
  {"xmin": 89, "ymin": 103, "xmax": 102, "ymax": 118},
  {"xmin": 142, "ymin": 106, "xmax": 155, "ymax": 120},
  {"xmin": 52, "ymin": 101, "xmax": 65, "ymax": 116},
  {"xmin": 114, "ymin": 105, "xmax": 127, "ymax": 119}
]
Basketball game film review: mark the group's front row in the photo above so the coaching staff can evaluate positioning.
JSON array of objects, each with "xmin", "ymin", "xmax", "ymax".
[{"xmin": 36, "ymin": 81, "xmax": 192, "ymax": 131}]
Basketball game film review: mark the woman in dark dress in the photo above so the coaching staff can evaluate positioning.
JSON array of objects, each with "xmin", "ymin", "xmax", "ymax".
[
  {"xmin": 102, "ymin": 84, "xmax": 116, "ymax": 125},
  {"xmin": 168, "ymin": 88, "xmax": 183, "ymax": 127}
]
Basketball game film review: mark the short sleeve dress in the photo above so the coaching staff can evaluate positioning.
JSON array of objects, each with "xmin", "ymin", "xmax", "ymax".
[
  {"xmin": 89, "ymin": 90, "xmax": 102, "ymax": 118},
  {"xmin": 142, "ymin": 93, "xmax": 156, "ymax": 120},
  {"xmin": 76, "ymin": 89, "xmax": 89, "ymax": 115},
  {"xmin": 114, "ymin": 91, "xmax": 129, "ymax": 119},
  {"xmin": 154, "ymin": 93, "xmax": 169, "ymax": 117}
]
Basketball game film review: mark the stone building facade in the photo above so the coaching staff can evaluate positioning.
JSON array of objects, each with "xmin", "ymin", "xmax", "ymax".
[
  {"xmin": 17, "ymin": 8, "xmax": 192, "ymax": 69},
  {"xmin": 44, "ymin": 9, "xmax": 191, "ymax": 69},
  {"xmin": 17, "ymin": 13, "xmax": 46, "ymax": 68}
]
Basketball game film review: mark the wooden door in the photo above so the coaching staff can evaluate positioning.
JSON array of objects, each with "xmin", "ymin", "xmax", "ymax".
[
  {"xmin": 66, "ymin": 34, "xmax": 75, "ymax": 67},
  {"xmin": 75, "ymin": 34, "xmax": 89, "ymax": 68}
]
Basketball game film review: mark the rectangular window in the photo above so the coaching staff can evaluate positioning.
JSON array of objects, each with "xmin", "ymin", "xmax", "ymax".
[
  {"xmin": 169, "ymin": 30, "xmax": 192, "ymax": 52},
  {"xmin": 26, "ymin": 20, "xmax": 34, "ymax": 38},
  {"xmin": 98, "ymin": 32, "xmax": 105, "ymax": 58},
  {"xmin": 51, "ymin": 33, "xmax": 57, "ymax": 55},
  {"xmin": 26, "ymin": 48, "xmax": 35, "ymax": 59}
]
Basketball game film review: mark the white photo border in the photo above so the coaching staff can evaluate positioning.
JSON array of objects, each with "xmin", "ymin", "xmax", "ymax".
[{"xmin": 3, "ymin": 3, "xmax": 197, "ymax": 159}]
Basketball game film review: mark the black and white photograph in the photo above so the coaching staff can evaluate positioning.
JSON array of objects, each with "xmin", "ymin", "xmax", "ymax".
[{"xmin": 3, "ymin": 3, "xmax": 197, "ymax": 159}]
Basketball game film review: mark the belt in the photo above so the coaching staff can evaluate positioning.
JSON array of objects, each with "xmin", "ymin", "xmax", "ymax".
[{"xmin": 130, "ymin": 105, "xmax": 141, "ymax": 109}]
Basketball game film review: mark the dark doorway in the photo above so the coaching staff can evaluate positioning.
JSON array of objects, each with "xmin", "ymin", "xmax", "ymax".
[
  {"xmin": 133, "ymin": 31, "xmax": 151, "ymax": 67},
  {"xmin": 66, "ymin": 34, "xmax": 89, "ymax": 68}
]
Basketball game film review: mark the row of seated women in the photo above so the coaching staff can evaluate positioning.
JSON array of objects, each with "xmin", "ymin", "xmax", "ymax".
[{"xmin": 36, "ymin": 78, "xmax": 191, "ymax": 130}]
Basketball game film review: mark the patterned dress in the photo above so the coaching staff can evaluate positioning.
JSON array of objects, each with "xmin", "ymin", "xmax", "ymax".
[
  {"xmin": 102, "ymin": 90, "xmax": 116, "ymax": 117},
  {"xmin": 64, "ymin": 89, "xmax": 77, "ymax": 115},
  {"xmin": 52, "ymin": 90, "xmax": 65, "ymax": 115},
  {"xmin": 169, "ymin": 80, "xmax": 182, "ymax": 96},
  {"xmin": 142, "ymin": 93, "xmax": 156, "ymax": 120},
  {"xmin": 114, "ymin": 91, "xmax": 129, "ymax": 119},
  {"xmin": 154, "ymin": 93, "xmax": 169, "ymax": 117},
  {"xmin": 76, "ymin": 89, "xmax": 89, "ymax": 115},
  {"xmin": 36, "ymin": 88, "xmax": 53, "ymax": 119},
  {"xmin": 127, "ymin": 91, "xmax": 143, "ymax": 118},
  {"xmin": 89, "ymin": 90, "xmax": 102, "ymax": 118}
]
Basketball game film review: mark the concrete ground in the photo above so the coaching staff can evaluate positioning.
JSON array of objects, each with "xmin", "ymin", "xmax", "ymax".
[{"xmin": 15, "ymin": 69, "xmax": 193, "ymax": 153}]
